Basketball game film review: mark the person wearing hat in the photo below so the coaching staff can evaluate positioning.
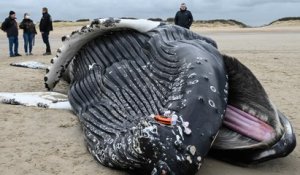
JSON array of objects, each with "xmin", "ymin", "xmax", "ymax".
[
  {"xmin": 39, "ymin": 7, "xmax": 53, "ymax": 56},
  {"xmin": 19, "ymin": 13, "xmax": 37, "ymax": 56},
  {"xmin": 175, "ymin": 3, "xmax": 194, "ymax": 29},
  {"xmin": 1, "ymin": 11, "xmax": 22, "ymax": 57}
]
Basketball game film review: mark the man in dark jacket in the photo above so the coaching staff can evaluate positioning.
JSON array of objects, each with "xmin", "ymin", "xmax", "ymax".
[
  {"xmin": 39, "ymin": 7, "xmax": 53, "ymax": 55},
  {"xmin": 1, "ymin": 11, "xmax": 22, "ymax": 57},
  {"xmin": 175, "ymin": 3, "xmax": 193, "ymax": 29}
]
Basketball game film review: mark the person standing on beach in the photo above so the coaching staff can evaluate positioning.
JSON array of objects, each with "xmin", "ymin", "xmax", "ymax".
[
  {"xmin": 175, "ymin": 3, "xmax": 193, "ymax": 29},
  {"xmin": 1, "ymin": 11, "xmax": 22, "ymax": 57},
  {"xmin": 19, "ymin": 13, "xmax": 37, "ymax": 56},
  {"xmin": 39, "ymin": 7, "xmax": 53, "ymax": 55}
]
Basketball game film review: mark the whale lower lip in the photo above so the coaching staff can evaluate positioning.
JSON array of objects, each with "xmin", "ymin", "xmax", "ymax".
[{"xmin": 224, "ymin": 105, "xmax": 275, "ymax": 142}]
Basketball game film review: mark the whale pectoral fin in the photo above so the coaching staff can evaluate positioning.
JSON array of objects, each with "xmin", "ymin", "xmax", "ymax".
[
  {"xmin": 10, "ymin": 61, "xmax": 49, "ymax": 70},
  {"xmin": 0, "ymin": 92, "xmax": 71, "ymax": 110}
]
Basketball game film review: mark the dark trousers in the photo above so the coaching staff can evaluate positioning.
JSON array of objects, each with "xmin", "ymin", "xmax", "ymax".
[
  {"xmin": 8, "ymin": 36, "xmax": 19, "ymax": 56},
  {"xmin": 23, "ymin": 32, "xmax": 34, "ymax": 54},
  {"xmin": 42, "ymin": 32, "xmax": 51, "ymax": 53}
]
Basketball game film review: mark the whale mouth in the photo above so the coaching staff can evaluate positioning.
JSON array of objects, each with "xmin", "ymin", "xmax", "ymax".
[
  {"xmin": 209, "ymin": 55, "xmax": 296, "ymax": 165},
  {"xmin": 223, "ymin": 105, "xmax": 276, "ymax": 143}
]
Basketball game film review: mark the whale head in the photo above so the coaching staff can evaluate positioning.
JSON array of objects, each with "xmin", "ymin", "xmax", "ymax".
[{"xmin": 210, "ymin": 55, "xmax": 296, "ymax": 164}]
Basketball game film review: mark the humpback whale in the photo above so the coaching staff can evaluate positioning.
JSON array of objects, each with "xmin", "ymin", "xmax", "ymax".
[{"xmin": 0, "ymin": 18, "xmax": 296, "ymax": 174}]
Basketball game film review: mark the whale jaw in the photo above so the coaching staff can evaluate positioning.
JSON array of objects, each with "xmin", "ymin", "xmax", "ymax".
[{"xmin": 210, "ymin": 55, "xmax": 296, "ymax": 164}]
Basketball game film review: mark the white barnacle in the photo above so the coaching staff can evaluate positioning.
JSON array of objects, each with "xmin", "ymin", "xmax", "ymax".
[
  {"xmin": 116, "ymin": 143, "xmax": 122, "ymax": 149},
  {"xmin": 186, "ymin": 90, "xmax": 192, "ymax": 95},
  {"xmin": 224, "ymin": 89, "xmax": 228, "ymax": 94},
  {"xmin": 187, "ymin": 80, "xmax": 199, "ymax": 85},
  {"xmin": 88, "ymin": 63, "xmax": 96, "ymax": 70},
  {"xmin": 187, "ymin": 73, "xmax": 197, "ymax": 79},
  {"xmin": 208, "ymin": 99, "xmax": 216, "ymax": 108},
  {"xmin": 184, "ymin": 127, "xmax": 192, "ymax": 135},
  {"xmin": 182, "ymin": 121, "xmax": 189, "ymax": 128},
  {"xmin": 149, "ymin": 114, "xmax": 155, "ymax": 118},
  {"xmin": 224, "ymin": 97, "xmax": 228, "ymax": 102},
  {"xmin": 177, "ymin": 126, "xmax": 184, "ymax": 140},
  {"xmin": 181, "ymin": 99, "xmax": 187, "ymax": 108},
  {"xmin": 186, "ymin": 155, "xmax": 193, "ymax": 164},
  {"xmin": 164, "ymin": 110, "xmax": 171, "ymax": 116},
  {"xmin": 112, "ymin": 154, "xmax": 116, "ymax": 160},
  {"xmin": 176, "ymin": 155, "xmax": 182, "ymax": 161},
  {"xmin": 220, "ymin": 114, "xmax": 224, "ymax": 119},
  {"xmin": 189, "ymin": 145, "xmax": 196, "ymax": 156},
  {"xmin": 225, "ymin": 82, "xmax": 229, "ymax": 89},
  {"xmin": 210, "ymin": 85, "xmax": 217, "ymax": 93},
  {"xmin": 196, "ymin": 56, "xmax": 204, "ymax": 61},
  {"xmin": 197, "ymin": 162, "xmax": 202, "ymax": 170},
  {"xmin": 181, "ymin": 121, "xmax": 192, "ymax": 135},
  {"xmin": 151, "ymin": 168, "xmax": 158, "ymax": 175},
  {"xmin": 133, "ymin": 138, "xmax": 143, "ymax": 154},
  {"xmin": 142, "ymin": 125, "xmax": 158, "ymax": 136},
  {"xmin": 186, "ymin": 62, "xmax": 192, "ymax": 69}
]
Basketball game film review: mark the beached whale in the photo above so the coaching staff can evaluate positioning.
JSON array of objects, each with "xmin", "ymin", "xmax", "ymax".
[{"xmin": 1, "ymin": 18, "xmax": 296, "ymax": 174}]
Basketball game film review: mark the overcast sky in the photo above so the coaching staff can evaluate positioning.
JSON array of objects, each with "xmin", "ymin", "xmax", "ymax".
[{"xmin": 1, "ymin": 0, "xmax": 299, "ymax": 26}]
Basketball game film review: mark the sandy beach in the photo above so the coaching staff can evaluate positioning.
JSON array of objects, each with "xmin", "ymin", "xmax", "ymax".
[{"xmin": 0, "ymin": 22, "xmax": 299, "ymax": 175}]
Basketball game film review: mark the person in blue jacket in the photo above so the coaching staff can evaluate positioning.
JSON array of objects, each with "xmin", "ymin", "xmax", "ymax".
[{"xmin": 19, "ymin": 13, "xmax": 37, "ymax": 56}]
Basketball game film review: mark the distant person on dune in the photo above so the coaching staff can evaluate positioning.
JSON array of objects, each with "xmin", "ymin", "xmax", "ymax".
[
  {"xmin": 19, "ymin": 13, "xmax": 37, "ymax": 56},
  {"xmin": 1, "ymin": 11, "xmax": 22, "ymax": 57},
  {"xmin": 39, "ymin": 7, "xmax": 53, "ymax": 56},
  {"xmin": 175, "ymin": 3, "xmax": 193, "ymax": 29}
]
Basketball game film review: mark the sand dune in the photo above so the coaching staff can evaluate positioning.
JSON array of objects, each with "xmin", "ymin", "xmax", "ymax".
[{"xmin": 0, "ymin": 22, "xmax": 299, "ymax": 175}]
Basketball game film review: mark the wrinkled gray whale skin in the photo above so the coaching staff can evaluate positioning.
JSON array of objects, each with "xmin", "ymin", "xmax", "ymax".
[
  {"xmin": 67, "ymin": 22, "xmax": 227, "ymax": 175},
  {"xmin": 42, "ymin": 18, "xmax": 296, "ymax": 174}
]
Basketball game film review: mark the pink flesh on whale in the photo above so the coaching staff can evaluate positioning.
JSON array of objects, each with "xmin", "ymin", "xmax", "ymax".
[{"xmin": 224, "ymin": 105, "xmax": 275, "ymax": 142}]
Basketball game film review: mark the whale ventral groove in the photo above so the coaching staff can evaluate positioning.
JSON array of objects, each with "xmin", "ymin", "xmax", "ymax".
[
  {"xmin": 68, "ymin": 25, "xmax": 227, "ymax": 174},
  {"xmin": 42, "ymin": 18, "xmax": 296, "ymax": 174}
]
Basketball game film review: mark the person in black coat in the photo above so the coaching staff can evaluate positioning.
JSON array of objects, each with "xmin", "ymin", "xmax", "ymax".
[
  {"xmin": 175, "ymin": 3, "xmax": 193, "ymax": 29},
  {"xmin": 39, "ymin": 7, "xmax": 53, "ymax": 55},
  {"xmin": 19, "ymin": 13, "xmax": 37, "ymax": 55},
  {"xmin": 1, "ymin": 11, "xmax": 22, "ymax": 57}
]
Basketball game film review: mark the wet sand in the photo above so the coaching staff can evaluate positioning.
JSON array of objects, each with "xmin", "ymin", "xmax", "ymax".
[{"xmin": 0, "ymin": 23, "xmax": 299, "ymax": 175}]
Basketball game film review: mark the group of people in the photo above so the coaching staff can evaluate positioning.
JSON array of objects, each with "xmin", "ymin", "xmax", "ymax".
[
  {"xmin": 1, "ymin": 3, "xmax": 193, "ymax": 58},
  {"xmin": 1, "ymin": 7, "xmax": 53, "ymax": 57}
]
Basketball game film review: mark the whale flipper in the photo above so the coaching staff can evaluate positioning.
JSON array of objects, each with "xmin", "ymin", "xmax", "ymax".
[
  {"xmin": 10, "ymin": 61, "xmax": 49, "ymax": 70},
  {"xmin": 0, "ymin": 92, "xmax": 71, "ymax": 110}
]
